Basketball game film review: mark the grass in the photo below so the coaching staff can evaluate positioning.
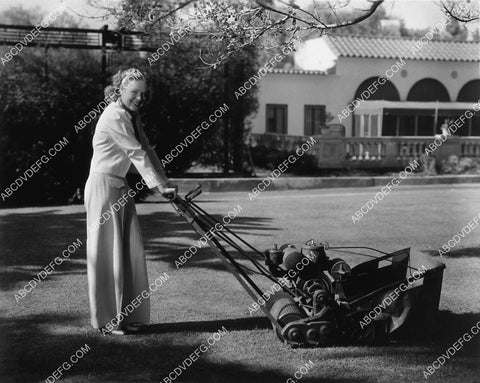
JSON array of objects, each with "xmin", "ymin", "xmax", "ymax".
[{"xmin": 1, "ymin": 184, "xmax": 479, "ymax": 382}]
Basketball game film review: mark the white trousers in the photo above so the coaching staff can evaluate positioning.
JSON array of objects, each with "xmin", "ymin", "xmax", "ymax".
[{"xmin": 84, "ymin": 173, "xmax": 150, "ymax": 328}]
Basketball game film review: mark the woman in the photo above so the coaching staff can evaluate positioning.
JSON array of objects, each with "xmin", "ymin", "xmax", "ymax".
[{"xmin": 84, "ymin": 68, "xmax": 175, "ymax": 335}]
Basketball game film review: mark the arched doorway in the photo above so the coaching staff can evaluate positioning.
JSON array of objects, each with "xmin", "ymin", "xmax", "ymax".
[
  {"xmin": 354, "ymin": 77, "xmax": 400, "ymax": 101},
  {"xmin": 407, "ymin": 78, "xmax": 450, "ymax": 101},
  {"xmin": 399, "ymin": 79, "xmax": 450, "ymax": 136},
  {"xmin": 353, "ymin": 77, "xmax": 400, "ymax": 136},
  {"xmin": 457, "ymin": 80, "xmax": 480, "ymax": 136},
  {"xmin": 457, "ymin": 80, "xmax": 480, "ymax": 102}
]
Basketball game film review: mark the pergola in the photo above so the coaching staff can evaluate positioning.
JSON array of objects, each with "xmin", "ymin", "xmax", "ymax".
[{"xmin": 0, "ymin": 24, "xmax": 163, "ymax": 84}]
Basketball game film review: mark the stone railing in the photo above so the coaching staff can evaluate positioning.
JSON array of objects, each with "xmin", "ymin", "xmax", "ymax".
[
  {"xmin": 250, "ymin": 133, "xmax": 480, "ymax": 169},
  {"xmin": 461, "ymin": 140, "xmax": 480, "ymax": 158}
]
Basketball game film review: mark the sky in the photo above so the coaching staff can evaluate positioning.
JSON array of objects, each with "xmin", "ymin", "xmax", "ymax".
[{"xmin": 0, "ymin": 0, "xmax": 477, "ymax": 31}]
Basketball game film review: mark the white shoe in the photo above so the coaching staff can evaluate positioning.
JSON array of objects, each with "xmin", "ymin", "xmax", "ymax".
[{"xmin": 98, "ymin": 327, "xmax": 127, "ymax": 335}]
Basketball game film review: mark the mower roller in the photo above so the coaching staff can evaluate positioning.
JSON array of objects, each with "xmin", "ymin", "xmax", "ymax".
[{"xmin": 169, "ymin": 185, "xmax": 446, "ymax": 347}]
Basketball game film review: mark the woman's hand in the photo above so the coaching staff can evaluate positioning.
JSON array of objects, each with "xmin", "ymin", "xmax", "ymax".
[{"xmin": 158, "ymin": 183, "xmax": 178, "ymax": 200}]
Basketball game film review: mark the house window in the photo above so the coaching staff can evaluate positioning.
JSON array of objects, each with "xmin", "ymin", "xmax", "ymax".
[
  {"xmin": 399, "ymin": 115, "xmax": 415, "ymax": 136},
  {"xmin": 357, "ymin": 114, "xmax": 382, "ymax": 137},
  {"xmin": 370, "ymin": 115, "xmax": 379, "ymax": 136},
  {"xmin": 304, "ymin": 105, "xmax": 326, "ymax": 135},
  {"xmin": 266, "ymin": 104, "xmax": 288, "ymax": 134},
  {"xmin": 382, "ymin": 109, "xmax": 436, "ymax": 136},
  {"xmin": 472, "ymin": 117, "xmax": 480, "ymax": 136}
]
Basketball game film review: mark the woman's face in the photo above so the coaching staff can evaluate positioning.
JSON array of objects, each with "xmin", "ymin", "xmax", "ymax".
[{"xmin": 120, "ymin": 79, "xmax": 147, "ymax": 112}]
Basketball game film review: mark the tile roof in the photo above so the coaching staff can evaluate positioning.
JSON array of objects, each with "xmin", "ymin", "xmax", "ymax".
[
  {"xmin": 271, "ymin": 68, "xmax": 327, "ymax": 75},
  {"xmin": 323, "ymin": 35, "xmax": 480, "ymax": 62}
]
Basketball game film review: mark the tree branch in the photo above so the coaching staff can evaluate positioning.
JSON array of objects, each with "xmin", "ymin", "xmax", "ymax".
[
  {"xmin": 255, "ymin": 0, "xmax": 384, "ymax": 30},
  {"xmin": 441, "ymin": 0, "xmax": 480, "ymax": 23}
]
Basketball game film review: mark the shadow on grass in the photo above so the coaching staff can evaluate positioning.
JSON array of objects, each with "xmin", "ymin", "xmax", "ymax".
[
  {"xmin": 1, "ymin": 310, "xmax": 478, "ymax": 382},
  {"xmin": 145, "ymin": 316, "xmax": 272, "ymax": 334},
  {"xmin": 421, "ymin": 247, "xmax": 480, "ymax": 258},
  {"xmin": 0, "ymin": 313, "xmax": 369, "ymax": 383},
  {"xmin": 392, "ymin": 310, "xmax": 480, "ymax": 353},
  {"xmin": 0, "ymin": 204, "xmax": 277, "ymax": 290},
  {"xmin": 2, "ymin": 205, "xmax": 479, "ymax": 381}
]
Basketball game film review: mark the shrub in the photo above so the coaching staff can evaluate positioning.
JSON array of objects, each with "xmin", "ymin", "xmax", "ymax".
[{"xmin": 438, "ymin": 156, "xmax": 479, "ymax": 174}]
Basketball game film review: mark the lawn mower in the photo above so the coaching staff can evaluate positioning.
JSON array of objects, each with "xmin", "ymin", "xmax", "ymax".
[{"xmin": 169, "ymin": 185, "xmax": 446, "ymax": 347}]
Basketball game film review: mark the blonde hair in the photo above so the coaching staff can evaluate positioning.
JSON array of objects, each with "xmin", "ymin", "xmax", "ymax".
[{"xmin": 104, "ymin": 68, "xmax": 146, "ymax": 103}]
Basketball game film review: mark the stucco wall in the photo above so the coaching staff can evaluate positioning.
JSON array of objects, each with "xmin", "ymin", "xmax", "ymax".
[
  {"xmin": 251, "ymin": 72, "xmax": 341, "ymax": 136},
  {"xmin": 251, "ymin": 57, "xmax": 480, "ymax": 137}
]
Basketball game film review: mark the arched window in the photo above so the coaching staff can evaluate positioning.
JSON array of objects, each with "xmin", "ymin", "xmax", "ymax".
[
  {"xmin": 353, "ymin": 77, "xmax": 400, "ymax": 137},
  {"xmin": 457, "ymin": 80, "xmax": 480, "ymax": 136},
  {"xmin": 457, "ymin": 80, "xmax": 480, "ymax": 102},
  {"xmin": 354, "ymin": 77, "xmax": 400, "ymax": 101},
  {"xmin": 407, "ymin": 79, "xmax": 450, "ymax": 101}
]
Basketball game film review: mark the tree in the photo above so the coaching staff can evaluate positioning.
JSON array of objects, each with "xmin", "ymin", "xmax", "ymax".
[
  {"xmin": 440, "ymin": 0, "xmax": 479, "ymax": 41},
  {"xmin": 328, "ymin": 3, "xmax": 389, "ymax": 36},
  {"xmin": 444, "ymin": 17, "xmax": 469, "ymax": 40},
  {"xmin": 138, "ymin": 37, "xmax": 259, "ymax": 175},
  {"xmin": 0, "ymin": 4, "xmax": 90, "ymax": 27},
  {"xmin": 89, "ymin": 0, "xmax": 385, "ymax": 67},
  {"xmin": 0, "ymin": 8, "xmax": 103, "ymax": 206}
]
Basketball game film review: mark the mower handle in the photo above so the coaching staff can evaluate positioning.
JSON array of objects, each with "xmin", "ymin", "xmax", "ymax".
[
  {"xmin": 168, "ymin": 185, "xmax": 202, "ymax": 221},
  {"xmin": 185, "ymin": 183, "xmax": 202, "ymax": 201}
]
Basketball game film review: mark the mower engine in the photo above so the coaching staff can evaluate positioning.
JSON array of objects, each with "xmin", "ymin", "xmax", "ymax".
[
  {"xmin": 263, "ymin": 240, "xmax": 444, "ymax": 347},
  {"xmin": 264, "ymin": 240, "xmax": 358, "ymax": 346}
]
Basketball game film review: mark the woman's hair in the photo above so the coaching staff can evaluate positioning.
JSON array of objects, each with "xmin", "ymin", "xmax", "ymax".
[{"xmin": 104, "ymin": 68, "xmax": 146, "ymax": 103}]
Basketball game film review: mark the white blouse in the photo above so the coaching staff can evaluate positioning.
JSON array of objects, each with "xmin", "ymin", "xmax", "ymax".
[{"xmin": 89, "ymin": 99, "xmax": 168, "ymax": 189}]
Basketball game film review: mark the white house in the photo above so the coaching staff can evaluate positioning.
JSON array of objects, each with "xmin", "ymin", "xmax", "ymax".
[{"xmin": 251, "ymin": 35, "xmax": 480, "ymax": 138}]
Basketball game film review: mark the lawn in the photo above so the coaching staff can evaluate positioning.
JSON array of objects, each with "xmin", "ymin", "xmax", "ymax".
[{"xmin": 1, "ymin": 184, "xmax": 479, "ymax": 382}]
